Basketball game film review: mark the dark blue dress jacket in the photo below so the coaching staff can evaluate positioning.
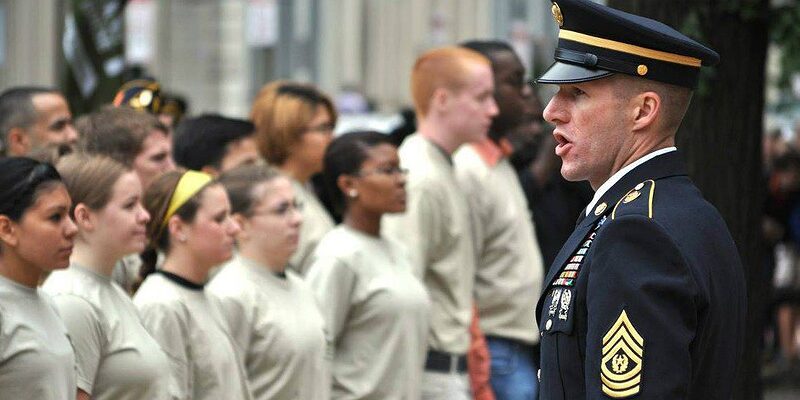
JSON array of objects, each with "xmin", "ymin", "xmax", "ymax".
[{"xmin": 536, "ymin": 151, "xmax": 746, "ymax": 399}]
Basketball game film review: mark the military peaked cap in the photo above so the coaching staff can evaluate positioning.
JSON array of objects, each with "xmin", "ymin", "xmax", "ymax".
[{"xmin": 536, "ymin": 0, "xmax": 719, "ymax": 88}]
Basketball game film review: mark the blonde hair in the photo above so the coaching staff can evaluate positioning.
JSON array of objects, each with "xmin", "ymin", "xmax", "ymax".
[
  {"xmin": 410, "ymin": 47, "xmax": 492, "ymax": 118},
  {"xmin": 250, "ymin": 81, "xmax": 337, "ymax": 165},
  {"xmin": 56, "ymin": 153, "xmax": 129, "ymax": 216}
]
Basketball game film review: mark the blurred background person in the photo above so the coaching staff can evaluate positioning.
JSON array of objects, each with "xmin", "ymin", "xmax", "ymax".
[
  {"xmin": 0, "ymin": 157, "xmax": 77, "ymax": 399},
  {"xmin": 172, "ymin": 114, "xmax": 261, "ymax": 176},
  {"xmin": 764, "ymin": 150, "xmax": 800, "ymax": 378},
  {"xmin": 44, "ymin": 154, "xmax": 170, "ymax": 400},
  {"xmin": 506, "ymin": 89, "xmax": 592, "ymax": 268},
  {"xmin": 250, "ymin": 81, "xmax": 337, "ymax": 275},
  {"xmin": 77, "ymin": 105, "xmax": 176, "ymax": 190},
  {"xmin": 210, "ymin": 165, "xmax": 329, "ymax": 400},
  {"xmin": 456, "ymin": 40, "xmax": 544, "ymax": 400},
  {"xmin": 77, "ymin": 105, "xmax": 177, "ymax": 292},
  {"xmin": 134, "ymin": 170, "xmax": 252, "ymax": 400},
  {"xmin": 382, "ymin": 47, "xmax": 498, "ymax": 400},
  {"xmin": 0, "ymin": 87, "xmax": 78, "ymax": 158},
  {"xmin": 307, "ymin": 131, "xmax": 430, "ymax": 400},
  {"xmin": 112, "ymin": 78, "xmax": 187, "ymax": 131}
]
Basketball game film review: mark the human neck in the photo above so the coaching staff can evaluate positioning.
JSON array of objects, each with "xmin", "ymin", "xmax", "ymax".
[
  {"xmin": 160, "ymin": 248, "xmax": 210, "ymax": 285},
  {"xmin": 417, "ymin": 119, "xmax": 462, "ymax": 155},
  {"xmin": 238, "ymin": 244, "xmax": 288, "ymax": 273},
  {"xmin": 70, "ymin": 240, "xmax": 119, "ymax": 277},
  {"xmin": 280, "ymin": 159, "xmax": 315, "ymax": 184},
  {"xmin": 343, "ymin": 208, "xmax": 382, "ymax": 237},
  {"xmin": 0, "ymin": 253, "xmax": 42, "ymax": 288},
  {"xmin": 590, "ymin": 134, "xmax": 674, "ymax": 190}
]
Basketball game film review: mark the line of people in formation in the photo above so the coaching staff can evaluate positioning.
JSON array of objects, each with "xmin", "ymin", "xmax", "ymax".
[{"xmin": 0, "ymin": 40, "xmax": 584, "ymax": 400}]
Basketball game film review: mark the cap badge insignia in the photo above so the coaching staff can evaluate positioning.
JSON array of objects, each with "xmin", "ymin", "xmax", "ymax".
[
  {"xmin": 551, "ymin": 3, "xmax": 564, "ymax": 27},
  {"xmin": 601, "ymin": 310, "xmax": 644, "ymax": 397},
  {"xmin": 637, "ymin": 65, "xmax": 649, "ymax": 76}
]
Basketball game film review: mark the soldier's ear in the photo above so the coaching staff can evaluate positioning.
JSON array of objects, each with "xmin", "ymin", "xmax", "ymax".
[{"xmin": 631, "ymin": 91, "xmax": 661, "ymax": 132}]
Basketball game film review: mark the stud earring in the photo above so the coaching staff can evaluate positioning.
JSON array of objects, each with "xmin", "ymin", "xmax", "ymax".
[{"xmin": 348, "ymin": 189, "xmax": 358, "ymax": 198}]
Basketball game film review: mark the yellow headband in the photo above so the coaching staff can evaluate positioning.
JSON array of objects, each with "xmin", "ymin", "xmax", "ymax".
[{"xmin": 161, "ymin": 170, "xmax": 213, "ymax": 230}]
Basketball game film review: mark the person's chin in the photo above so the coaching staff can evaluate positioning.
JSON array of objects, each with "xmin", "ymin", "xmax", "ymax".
[{"xmin": 52, "ymin": 258, "xmax": 71, "ymax": 270}]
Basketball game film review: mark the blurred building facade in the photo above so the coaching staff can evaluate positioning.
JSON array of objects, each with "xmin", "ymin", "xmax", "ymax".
[{"xmin": 0, "ymin": 0, "xmax": 560, "ymax": 117}]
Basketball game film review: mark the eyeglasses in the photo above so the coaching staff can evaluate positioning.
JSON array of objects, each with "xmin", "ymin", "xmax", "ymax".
[
  {"xmin": 356, "ymin": 166, "xmax": 408, "ymax": 177},
  {"xmin": 249, "ymin": 198, "xmax": 304, "ymax": 218}
]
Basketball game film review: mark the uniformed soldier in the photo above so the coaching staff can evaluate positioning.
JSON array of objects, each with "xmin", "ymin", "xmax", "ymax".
[{"xmin": 534, "ymin": 1, "xmax": 747, "ymax": 398}]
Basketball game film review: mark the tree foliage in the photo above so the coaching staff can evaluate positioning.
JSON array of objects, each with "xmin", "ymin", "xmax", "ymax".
[{"xmin": 771, "ymin": 0, "xmax": 800, "ymax": 86}]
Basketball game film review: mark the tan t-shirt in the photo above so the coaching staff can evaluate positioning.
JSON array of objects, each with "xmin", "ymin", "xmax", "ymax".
[
  {"xmin": 208, "ymin": 256, "xmax": 330, "ymax": 400},
  {"xmin": 133, "ymin": 272, "xmax": 253, "ymax": 400},
  {"xmin": 307, "ymin": 225, "xmax": 430, "ymax": 400},
  {"xmin": 289, "ymin": 179, "xmax": 335, "ymax": 276},
  {"xmin": 43, "ymin": 265, "xmax": 171, "ymax": 399},
  {"xmin": 454, "ymin": 144, "xmax": 544, "ymax": 343},
  {"xmin": 0, "ymin": 275, "xmax": 76, "ymax": 400},
  {"xmin": 382, "ymin": 134, "xmax": 476, "ymax": 355}
]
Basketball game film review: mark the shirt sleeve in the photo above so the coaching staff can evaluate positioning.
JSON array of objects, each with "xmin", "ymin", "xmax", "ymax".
[
  {"xmin": 306, "ymin": 255, "xmax": 358, "ymax": 342},
  {"xmin": 50, "ymin": 294, "xmax": 105, "ymax": 394},
  {"xmin": 208, "ymin": 290, "xmax": 253, "ymax": 359},
  {"xmin": 585, "ymin": 216, "xmax": 699, "ymax": 399},
  {"xmin": 455, "ymin": 167, "xmax": 490, "ymax": 262},
  {"xmin": 137, "ymin": 301, "xmax": 192, "ymax": 400}
]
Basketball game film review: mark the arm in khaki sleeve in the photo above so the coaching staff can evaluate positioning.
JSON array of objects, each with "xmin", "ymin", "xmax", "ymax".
[
  {"xmin": 455, "ymin": 168, "xmax": 490, "ymax": 262},
  {"xmin": 383, "ymin": 183, "xmax": 444, "ymax": 279},
  {"xmin": 307, "ymin": 256, "xmax": 358, "ymax": 342},
  {"xmin": 209, "ymin": 291, "xmax": 253, "ymax": 358},
  {"xmin": 137, "ymin": 302, "xmax": 193, "ymax": 400},
  {"xmin": 585, "ymin": 216, "xmax": 697, "ymax": 399},
  {"xmin": 50, "ymin": 295, "xmax": 105, "ymax": 394}
]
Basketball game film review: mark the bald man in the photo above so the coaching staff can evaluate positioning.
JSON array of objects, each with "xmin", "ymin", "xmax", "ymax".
[{"xmin": 382, "ymin": 46, "xmax": 498, "ymax": 400}]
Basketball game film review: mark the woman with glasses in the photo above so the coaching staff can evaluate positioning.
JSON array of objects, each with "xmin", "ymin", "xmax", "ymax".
[
  {"xmin": 209, "ymin": 164, "xmax": 329, "ymax": 400},
  {"xmin": 0, "ymin": 157, "xmax": 77, "ymax": 399},
  {"xmin": 306, "ymin": 131, "xmax": 430, "ymax": 400},
  {"xmin": 250, "ymin": 81, "xmax": 337, "ymax": 275},
  {"xmin": 43, "ymin": 154, "xmax": 170, "ymax": 400},
  {"xmin": 133, "ymin": 170, "xmax": 253, "ymax": 400}
]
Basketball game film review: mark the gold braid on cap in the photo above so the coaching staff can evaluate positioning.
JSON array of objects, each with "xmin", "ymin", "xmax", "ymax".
[{"xmin": 161, "ymin": 171, "xmax": 213, "ymax": 230}]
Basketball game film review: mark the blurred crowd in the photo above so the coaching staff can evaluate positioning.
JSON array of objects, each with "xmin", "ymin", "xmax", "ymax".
[
  {"xmin": 763, "ymin": 123, "xmax": 800, "ymax": 384},
  {"xmin": 0, "ymin": 38, "xmax": 631, "ymax": 400}
]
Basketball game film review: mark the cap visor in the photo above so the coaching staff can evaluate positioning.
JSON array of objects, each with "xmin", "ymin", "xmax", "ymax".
[{"xmin": 535, "ymin": 61, "xmax": 614, "ymax": 85}]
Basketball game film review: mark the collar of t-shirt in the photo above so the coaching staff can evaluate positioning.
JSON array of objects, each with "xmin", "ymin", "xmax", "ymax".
[
  {"xmin": 423, "ymin": 137, "xmax": 454, "ymax": 165},
  {"xmin": 584, "ymin": 147, "xmax": 677, "ymax": 216},
  {"xmin": 471, "ymin": 137, "xmax": 514, "ymax": 167},
  {"xmin": 157, "ymin": 270, "xmax": 205, "ymax": 291}
]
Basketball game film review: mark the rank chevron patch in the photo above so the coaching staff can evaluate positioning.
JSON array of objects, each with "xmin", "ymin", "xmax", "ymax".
[{"xmin": 601, "ymin": 310, "xmax": 644, "ymax": 398}]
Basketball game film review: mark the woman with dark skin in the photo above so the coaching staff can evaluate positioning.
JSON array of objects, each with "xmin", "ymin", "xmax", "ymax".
[
  {"xmin": 0, "ymin": 157, "xmax": 78, "ymax": 399},
  {"xmin": 306, "ymin": 131, "xmax": 430, "ymax": 400}
]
